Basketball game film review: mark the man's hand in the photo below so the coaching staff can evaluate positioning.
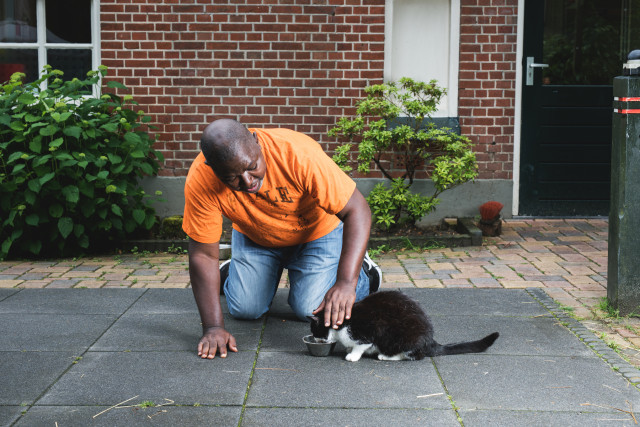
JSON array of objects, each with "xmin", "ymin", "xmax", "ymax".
[
  {"xmin": 313, "ymin": 282, "xmax": 356, "ymax": 329},
  {"xmin": 198, "ymin": 326, "xmax": 238, "ymax": 359}
]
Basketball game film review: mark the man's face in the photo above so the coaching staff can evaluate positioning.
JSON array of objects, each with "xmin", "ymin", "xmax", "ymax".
[{"xmin": 206, "ymin": 133, "xmax": 266, "ymax": 194}]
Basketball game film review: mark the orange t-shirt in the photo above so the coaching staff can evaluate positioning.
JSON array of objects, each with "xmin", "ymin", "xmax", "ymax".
[{"xmin": 182, "ymin": 128, "xmax": 356, "ymax": 247}]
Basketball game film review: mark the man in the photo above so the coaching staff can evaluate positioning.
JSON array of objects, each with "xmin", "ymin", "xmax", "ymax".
[{"xmin": 183, "ymin": 119, "xmax": 381, "ymax": 359}]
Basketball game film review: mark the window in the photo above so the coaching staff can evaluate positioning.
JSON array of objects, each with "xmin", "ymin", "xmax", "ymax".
[
  {"xmin": 384, "ymin": 0, "xmax": 460, "ymax": 118},
  {"xmin": 0, "ymin": 0, "xmax": 100, "ymax": 83}
]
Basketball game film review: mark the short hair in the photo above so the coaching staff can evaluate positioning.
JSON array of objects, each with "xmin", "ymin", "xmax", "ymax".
[{"xmin": 200, "ymin": 119, "xmax": 253, "ymax": 170}]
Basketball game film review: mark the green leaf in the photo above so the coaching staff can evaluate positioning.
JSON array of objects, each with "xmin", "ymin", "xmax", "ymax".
[
  {"xmin": 107, "ymin": 153, "xmax": 122, "ymax": 164},
  {"xmin": 24, "ymin": 190, "xmax": 36, "ymax": 205},
  {"xmin": 33, "ymin": 154, "xmax": 52, "ymax": 167},
  {"xmin": 111, "ymin": 204, "xmax": 123, "ymax": 217},
  {"xmin": 7, "ymin": 152, "xmax": 24, "ymax": 163},
  {"xmin": 28, "ymin": 240, "xmax": 42, "ymax": 255},
  {"xmin": 63, "ymin": 126, "xmax": 82, "ymax": 139},
  {"xmin": 12, "ymin": 164, "xmax": 25, "ymax": 173},
  {"xmin": 78, "ymin": 235, "xmax": 89, "ymax": 248},
  {"xmin": 17, "ymin": 92, "xmax": 36, "ymax": 105},
  {"xmin": 132, "ymin": 209, "xmax": 145, "ymax": 225},
  {"xmin": 29, "ymin": 139, "xmax": 42, "ymax": 153},
  {"xmin": 39, "ymin": 172, "xmax": 55, "ymax": 185},
  {"xmin": 58, "ymin": 217, "xmax": 73, "ymax": 239},
  {"xmin": 49, "ymin": 204, "xmax": 64, "ymax": 218},
  {"xmin": 49, "ymin": 137, "xmax": 64, "ymax": 148},
  {"xmin": 25, "ymin": 213, "xmax": 39, "ymax": 226},
  {"xmin": 62, "ymin": 185, "xmax": 80, "ymax": 203},
  {"xmin": 124, "ymin": 132, "xmax": 142, "ymax": 145},
  {"xmin": 9, "ymin": 121, "xmax": 24, "ymax": 131},
  {"xmin": 97, "ymin": 170, "xmax": 109, "ymax": 180},
  {"xmin": 27, "ymin": 179, "xmax": 41, "ymax": 193},
  {"xmin": 73, "ymin": 224, "xmax": 85, "ymax": 237},
  {"xmin": 107, "ymin": 80, "xmax": 127, "ymax": 89},
  {"xmin": 101, "ymin": 123, "xmax": 118, "ymax": 132},
  {"xmin": 0, "ymin": 114, "xmax": 11, "ymax": 126},
  {"xmin": 40, "ymin": 124, "xmax": 59, "ymax": 136},
  {"xmin": 130, "ymin": 149, "xmax": 144, "ymax": 158}
]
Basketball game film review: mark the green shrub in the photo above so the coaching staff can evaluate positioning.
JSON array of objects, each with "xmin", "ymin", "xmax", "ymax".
[
  {"xmin": 328, "ymin": 77, "xmax": 477, "ymax": 230},
  {"xmin": 0, "ymin": 66, "xmax": 164, "ymax": 259}
]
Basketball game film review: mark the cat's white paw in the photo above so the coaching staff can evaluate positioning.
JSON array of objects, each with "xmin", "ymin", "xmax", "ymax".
[
  {"xmin": 345, "ymin": 352, "xmax": 361, "ymax": 362},
  {"xmin": 378, "ymin": 353, "xmax": 405, "ymax": 361}
]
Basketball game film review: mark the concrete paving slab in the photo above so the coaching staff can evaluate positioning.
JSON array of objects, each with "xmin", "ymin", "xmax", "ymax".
[
  {"xmin": 90, "ymin": 313, "xmax": 263, "ymax": 352},
  {"xmin": 15, "ymin": 405, "xmax": 242, "ymax": 427},
  {"xmin": 459, "ymin": 409, "xmax": 639, "ymax": 427},
  {"xmin": 261, "ymin": 316, "xmax": 311, "ymax": 353},
  {"xmin": 400, "ymin": 288, "xmax": 547, "ymax": 316},
  {"xmin": 125, "ymin": 288, "xmax": 201, "ymax": 314},
  {"xmin": 435, "ymin": 354, "xmax": 640, "ymax": 412},
  {"xmin": 0, "ymin": 289, "xmax": 145, "ymax": 314},
  {"xmin": 0, "ymin": 351, "xmax": 76, "ymax": 405},
  {"xmin": 0, "ymin": 288, "xmax": 19, "ymax": 302},
  {"xmin": 0, "ymin": 406, "xmax": 24, "ymax": 427},
  {"xmin": 247, "ymin": 351, "xmax": 450, "ymax": 409},
  {"xmin": 429, "ymin": 315, "xmax": 596, "ymax": 357},
  {"xmin": 0, "ymin": 314, "xmax": 117, "ymax": 351},
  {"xmin": 242, "ymin": 407, "xmax": 460, "ymax": 426},
  {"xmin": 38, "ymin": 351, "xmax": 255, "ymax": 406}
]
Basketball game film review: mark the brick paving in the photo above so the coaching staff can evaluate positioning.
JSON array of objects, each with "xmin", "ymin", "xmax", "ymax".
[{"xmin": 2, "ymin": 218, "xmax": 640, "ymax": 368}]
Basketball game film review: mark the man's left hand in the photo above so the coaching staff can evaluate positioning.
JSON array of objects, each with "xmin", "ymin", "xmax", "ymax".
[{"xmin": 312, "ymin": 282, "xmax": 356, "ymax": 329}]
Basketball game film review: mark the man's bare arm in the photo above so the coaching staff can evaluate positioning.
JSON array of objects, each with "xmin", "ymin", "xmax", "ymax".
[
  {"xmin": 313, "ymin": 187, "xmax": 372, "ymax": 328},
  {"xmin": 188, "ymin": 239, "xmax": 237, "ymax": 359}
]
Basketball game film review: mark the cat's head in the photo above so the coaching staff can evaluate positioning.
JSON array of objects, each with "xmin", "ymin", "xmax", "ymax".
[{"xmin": 307, "ymin": 315, "xmax": 330, "ymax": 340}]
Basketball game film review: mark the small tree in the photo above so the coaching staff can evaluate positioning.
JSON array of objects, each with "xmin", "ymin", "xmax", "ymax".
[
  {"xmin": 0, "ymin": 66, "xmax": 164, "ymax": 259},
  {"xmin": 329, "ymin": 77, "xmax": 477, "ymax": 230}
]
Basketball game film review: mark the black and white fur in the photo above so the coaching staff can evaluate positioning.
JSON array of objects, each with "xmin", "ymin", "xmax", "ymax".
[{"xmin": 309, "ymin": 290, "xmax": 499, "ymax": 362}]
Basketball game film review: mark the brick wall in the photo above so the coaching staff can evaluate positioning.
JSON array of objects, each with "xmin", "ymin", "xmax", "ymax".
[
  {"xmin": 100, "ymin": 0, "xmax": 517, "ymax": 181},
  {"xmin": 100, "ymin": 0, "xmax": 386, "ymax": 177},
  {"xmin": 458, "ymin": 0, "xmax": 518, "ymax": 180}
]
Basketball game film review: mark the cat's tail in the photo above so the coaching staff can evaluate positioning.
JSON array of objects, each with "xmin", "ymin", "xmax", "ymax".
[{"xmin": 431, "ymin": 332, "xmax": 500, "ymax": 356}]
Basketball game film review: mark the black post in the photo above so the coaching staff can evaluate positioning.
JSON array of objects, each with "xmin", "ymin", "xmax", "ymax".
[{"xmin": 608, "ymin": 50, "xmax": 640, "ymax": 315}]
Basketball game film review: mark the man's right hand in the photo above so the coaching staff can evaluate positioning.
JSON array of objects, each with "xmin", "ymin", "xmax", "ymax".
[{"xmin": 198, "ymin": 326, "xmax": 238, "ymax": 359}]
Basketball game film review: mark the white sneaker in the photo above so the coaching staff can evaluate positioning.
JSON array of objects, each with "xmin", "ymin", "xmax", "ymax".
[
  {"xmin": 219, "ymin": 259, "xmax": 231, "ymax": 295},
  {"xmin": 363, "ymin": 252, "xmax": 382, "ymax": 293}
]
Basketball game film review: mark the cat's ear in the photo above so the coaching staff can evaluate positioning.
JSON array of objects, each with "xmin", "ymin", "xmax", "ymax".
[{"xmin": 307, "ymin": 315, "xmax": 320, "ymax": 323}]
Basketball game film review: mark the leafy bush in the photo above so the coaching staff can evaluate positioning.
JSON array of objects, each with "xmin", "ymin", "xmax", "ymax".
[
  {"xmin": 0, "ymin": 66, "xmax": 164, "ymax": 259},
  {"xmin": 329, "ymin": 77, "xmax": 477, "ymax": 230}
]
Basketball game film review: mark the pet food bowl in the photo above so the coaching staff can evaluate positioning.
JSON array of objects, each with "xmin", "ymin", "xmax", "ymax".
[{"xmin": 303, "ymin": 335, "xmax": 336, "ymax": 357}]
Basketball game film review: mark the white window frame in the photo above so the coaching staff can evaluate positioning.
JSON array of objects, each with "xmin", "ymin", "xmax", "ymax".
[
  {"xmin": 0, "ymin": 0, "xmax": 101, "ymax": 84},
  {"xmin": 384, "ymin": 0, "xmax": 460, "ymax": 118}
]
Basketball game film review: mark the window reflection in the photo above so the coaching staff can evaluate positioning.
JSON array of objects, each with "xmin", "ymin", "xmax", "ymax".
[
  {"xmin": 0, "ymin": 48, "xmax": 38, "ymax": 82},
  {"xmin": 0, "ymin": 0, "xmax": 37, "ymax": 43},
  {"xmin": 543, "ymin": 0, "xmax": 640, "ymax": 85},
  {"xmin": 47, "ymin": 49, "xmax": 92, "ymax": 80}
]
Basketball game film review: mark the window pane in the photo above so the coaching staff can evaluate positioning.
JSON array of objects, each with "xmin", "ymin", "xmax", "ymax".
[
  {"xmin": 0, "ymin": 0, "xmax": 37, "ymax": 43},
  {"xmin": 542, "ymin": 0, "xmax": 640, "ymax": 85},
  {"xmin": 46, "ymin": 0, "xmax": 90, "ymax": 43},
  {"xmin": 47, "ymin": 49, "xmax": 91, "ymax": 80},
  {"xmin": 0, "ymin": 48, "xmax": 38, "ymax": 82}
]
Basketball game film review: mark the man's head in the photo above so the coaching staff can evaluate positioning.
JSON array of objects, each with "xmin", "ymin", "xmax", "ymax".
[{"xmin": 200, "ymin": 119, "xmax": 266, "ymax": 193}]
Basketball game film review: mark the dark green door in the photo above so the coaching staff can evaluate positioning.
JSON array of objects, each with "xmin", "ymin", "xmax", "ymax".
[{"xmin": 520, "ymin": 0, "xmax": 640, "ymax": 216}]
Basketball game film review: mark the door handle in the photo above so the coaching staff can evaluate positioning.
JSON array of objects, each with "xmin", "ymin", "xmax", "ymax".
[{"xmin": 526, "ymin": 57, "xmax": 549, "ymax": 86}]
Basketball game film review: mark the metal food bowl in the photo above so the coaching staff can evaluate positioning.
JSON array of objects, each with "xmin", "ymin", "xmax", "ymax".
[{"xmin": 303, "ymin": 335, "xmax": 337, "ymax": 357}]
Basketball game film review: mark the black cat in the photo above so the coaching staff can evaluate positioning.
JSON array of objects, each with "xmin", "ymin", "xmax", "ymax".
[{"xmin": 309, "ymin": 290, "xmax": 499, "ymax": 362}]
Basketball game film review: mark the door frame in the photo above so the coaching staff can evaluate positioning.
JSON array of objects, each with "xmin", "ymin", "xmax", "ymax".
[{"xmin": 512, "ymin": 0, "xmax": 525, "ymax": 217}]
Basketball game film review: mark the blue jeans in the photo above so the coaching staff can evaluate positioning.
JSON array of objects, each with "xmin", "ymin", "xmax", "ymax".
[{"xmin": 223, "ymin": 223, "xmax": 370, "ymax": 321}]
